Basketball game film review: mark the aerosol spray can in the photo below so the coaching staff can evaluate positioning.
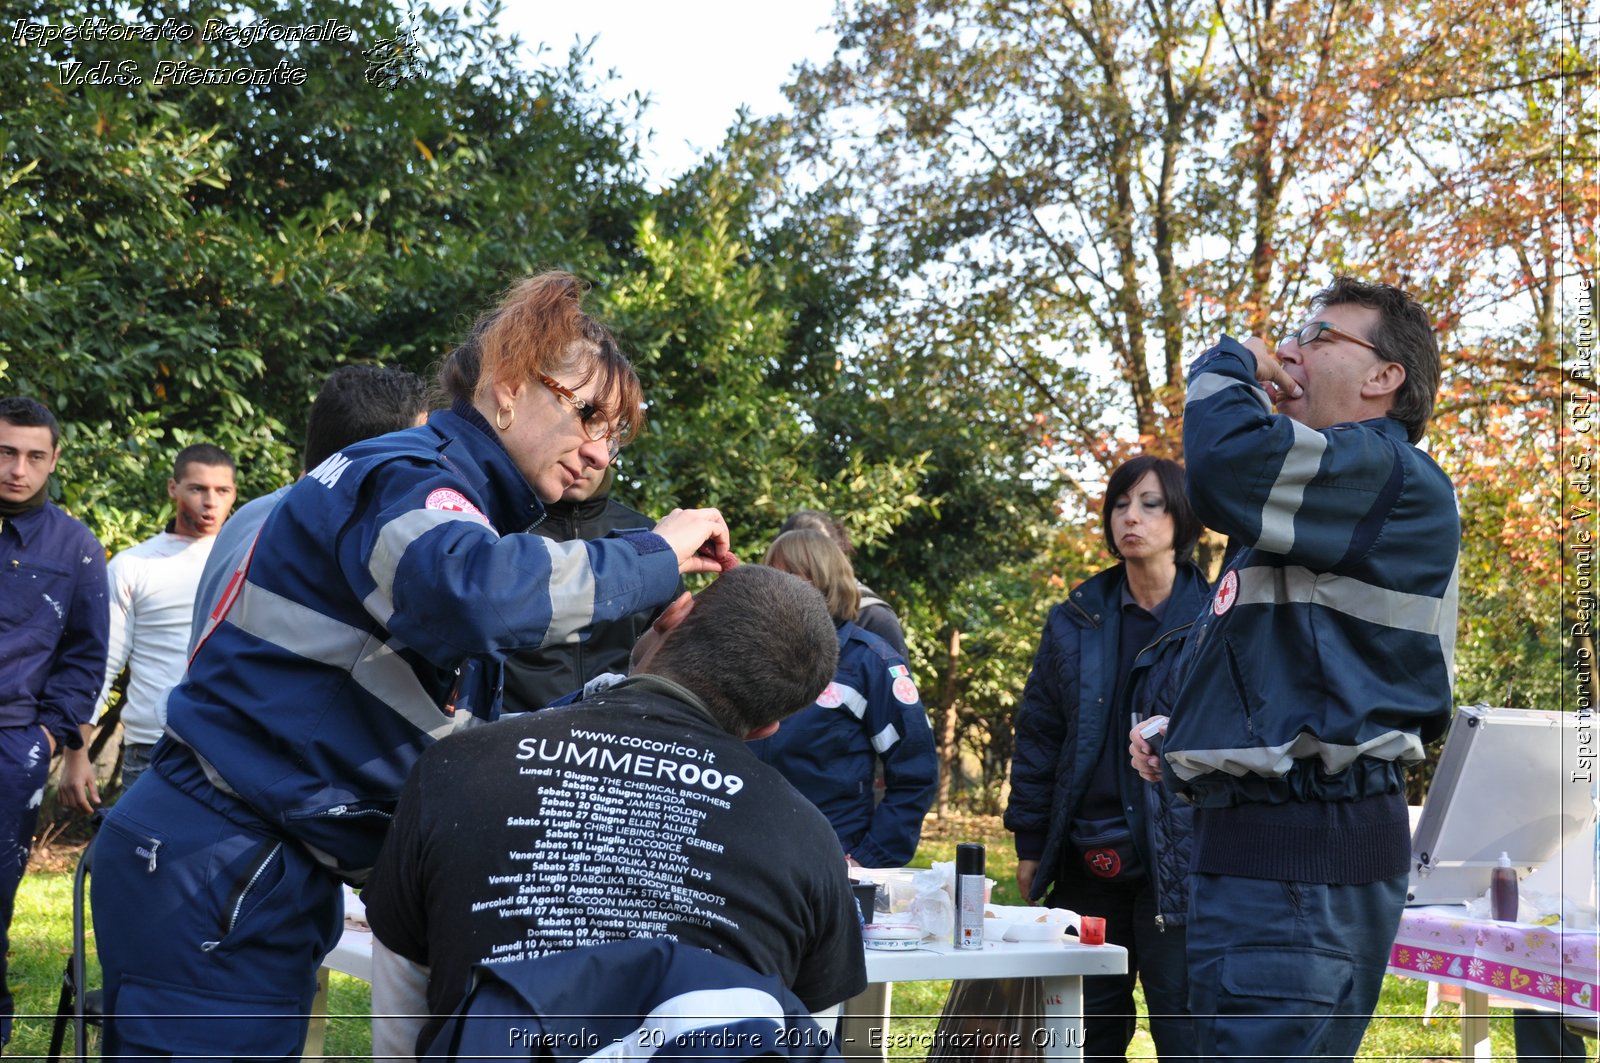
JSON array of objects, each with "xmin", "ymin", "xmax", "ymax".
[{"xmin": 954, "ymin": 843, "xmax": 986, "ymax": 949}]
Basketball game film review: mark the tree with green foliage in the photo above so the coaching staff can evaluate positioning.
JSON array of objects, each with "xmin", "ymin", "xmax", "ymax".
[
  {"xmin": 602, "ymin": 160, "xmax": 928, "ymax": 554},
  {"xmin": 1329, "ymin": 2, "xmax": 1592, "ymax": 718},
  {"xmin": 778, "ymin": 0, "xmax": 1585, "ymax": 801},
  {"xmin": 2, "ymin": 0, "xmax": 649, "ymax": 550},
  {"xmin": 7, "ymin": 0, "xmax": 1584, "ymax": 819}
]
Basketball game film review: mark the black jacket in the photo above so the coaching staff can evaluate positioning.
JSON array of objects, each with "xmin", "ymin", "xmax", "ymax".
[
  {"xmin": 1124, "ymin": 592, "xmax": 1202, "ymax": 925},
  {"xmin": 1005, "ymin": 561, "xmax": 1209, "ymax": 924},
  {"xmin": 856, "ymin": 583, "xmax": 910, "ymax": 660},
  {"xmin": 502, "ymin": 482, "xmax": 675, "ymax": 711}
]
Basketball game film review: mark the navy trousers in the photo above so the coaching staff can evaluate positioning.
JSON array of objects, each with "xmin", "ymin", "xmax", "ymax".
[
  {"xmin": 1513, "ymin": 1009, "xmax": 1590, "ymax": 1060},
  {"xmin": 0, "ymin": 725, "xmax": 51, "ymax": 1047},
  {"xmin": 1050, "ymin": 863, "xmax": 1194, "ymax": 1062},
  {"xmin": 91, "ymin": 746, "xmax": 341, "ymax": 1060},
  {"xmin": 1186, "ymin": 871, "xmax": 1406, "ymax": 1062}
]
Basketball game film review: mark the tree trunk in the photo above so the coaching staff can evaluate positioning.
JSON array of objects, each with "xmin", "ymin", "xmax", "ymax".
[{"xmin": 935, "ymin": 627, "xmax": 962, "ymax": 817}]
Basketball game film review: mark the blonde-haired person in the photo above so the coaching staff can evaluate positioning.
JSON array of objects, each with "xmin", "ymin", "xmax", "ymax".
[
  {"xmin": 753, "ymin": 529, "xmax": 937, "ymax": 867},
  {"xmin": 91, "ymin": 272, "xmax": 737, "ymax": 1059},
  {"xmin": 778, "ymin": 509, "xmax": 909, "ymax": 660}
]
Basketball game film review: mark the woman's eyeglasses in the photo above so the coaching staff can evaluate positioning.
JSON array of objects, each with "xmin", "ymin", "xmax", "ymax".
[{"xmin": 538, "ymin": 374, "xmax": 623, "ymax": 458}]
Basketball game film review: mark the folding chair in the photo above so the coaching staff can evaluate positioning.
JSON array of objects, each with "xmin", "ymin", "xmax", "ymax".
[{"xmin": 46, "ymin": 819, "xmax": 101, "ymax": 1063}]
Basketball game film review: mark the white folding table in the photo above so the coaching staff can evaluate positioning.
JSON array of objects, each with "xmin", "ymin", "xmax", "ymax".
[{"xmin": 316, "ymin": 925, "xmax": 1126, "ymax": 1061}]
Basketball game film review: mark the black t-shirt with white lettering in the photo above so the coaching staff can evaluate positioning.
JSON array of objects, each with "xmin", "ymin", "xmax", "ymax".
[{"xmin": 364, "ymin": 675, "xmax": 867, "ymax": 1029}]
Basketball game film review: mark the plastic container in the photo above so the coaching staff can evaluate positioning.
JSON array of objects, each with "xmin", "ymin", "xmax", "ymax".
[
  {"xmin": 954, "ymin": 843, "xmax": 985, "ymax": 950},
  {"xmin": 1001, "ymin": 908, "xmax": 1074, "ymax": 942},
  {"xmin": 863, "ymin": 924, "xmax": 922, "ymax": 951},
  {"xmin": 851, "ymin": 881, "xmax": 878, "ymax": 925},
  {"xmin": 1491, "ymin": 851, "xmax": 1518, "ymax": 921},
  {"xmin": 850, "ymin": 867, "xmax": 918, "ymax": 915},
  {"xmin": 982, "ymin": 903, "xmax": 1077, "ymax": 941}
]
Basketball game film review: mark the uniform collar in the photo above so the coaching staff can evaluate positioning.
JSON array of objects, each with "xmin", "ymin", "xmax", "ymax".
[
  {"xmin": 1072, "ymin": 560, "xmax": 1209, "ymax": 623},
  {"xmin": 542, "ymin": 483, "xmax": 613, "ymax": 524},
  {"xmin": 431, "ymin": 403, "xmax": 546, "ymax": 532},
  {"xmin": 1071, "ymin": 564, "xmax": 1131, "ymax": 613},
  {"xmin": 1119, "ymin": 579, "xmax": 1170, "ymax": 623},
  {"xmin": 1352, "ymin": 416, "xmax": 1410, "ymax": 441},
  {"xmin": 0, "ymin": 497, "xmax": 57, "ymax": 546},
  {"xmin": 616, "ymin": 674, "xmax": 721, "ymax": 729}
]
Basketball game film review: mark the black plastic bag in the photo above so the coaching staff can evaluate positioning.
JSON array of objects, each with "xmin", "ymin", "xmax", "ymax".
[{"xmin": 926, "ymin": 977, "xmax": 1046, "ymax": 1061}]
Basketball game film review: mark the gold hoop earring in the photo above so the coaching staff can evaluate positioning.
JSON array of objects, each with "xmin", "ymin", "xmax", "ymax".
[{"xmin": 495, "ymin": 405, "xmax": 514, "ymax": 432}]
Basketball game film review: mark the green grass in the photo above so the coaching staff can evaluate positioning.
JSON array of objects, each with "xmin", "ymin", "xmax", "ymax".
[
  {"xmin": 8, "ymin": 834, "xmax": 1526, "ymax": 1059},
  {"xmin": 8, "ymin": 863, "xmax": 372, "ymax": 1060}
]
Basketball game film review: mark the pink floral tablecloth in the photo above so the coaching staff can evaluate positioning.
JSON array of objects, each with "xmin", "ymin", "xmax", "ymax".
[{"xmin": 1388, "ymin": 907, "xmax": 1600, "ymax": 1015}]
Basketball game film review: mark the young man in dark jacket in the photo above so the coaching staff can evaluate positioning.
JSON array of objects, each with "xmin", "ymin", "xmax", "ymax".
[
  {"xmin": 502, "ymin": 465, "xmax": 677, "ymax": 710},
  {"xmin": 0, "ymin": 396, "xmax": 108, "ymax": 1048},
  {"xmin": 1133, "ymin": 278, "xmax": 1458, "ymax": 1060}
]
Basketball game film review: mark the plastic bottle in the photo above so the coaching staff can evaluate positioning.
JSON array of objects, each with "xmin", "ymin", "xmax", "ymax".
[
  {"xmin": 1491, "ymin": 851, "xmax": 1518, "ymax": 922},
  {"xmin": 954, "ymin": 843, "xmax": 986, "ymax": 950}
]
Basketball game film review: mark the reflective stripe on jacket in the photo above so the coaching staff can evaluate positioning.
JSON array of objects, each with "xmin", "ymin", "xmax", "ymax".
[
  {"xmin": 1164, "ymin": 336, "xmax": 1459, "ymax": 808},
  {"xmin": 502, "ymin": 486, "xmax": 675, "ymax": 711},
  {"xmin": 423, "ymin": 939, "xmax": 841, "ymax": 1061},
  {"xmin": 166, "ymin": 405, "xmax": 681, "ymax": 882},
  {"xmin": 749, "ymin": 621, "xmax": 937, "ymax": 868}
]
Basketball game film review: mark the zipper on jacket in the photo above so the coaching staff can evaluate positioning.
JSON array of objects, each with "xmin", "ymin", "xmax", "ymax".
[
  {"xmin": 1132, "ymin": 619, "xmax": 1196, "ymax": 934},
  {"xmin": 141, "ymin": 839, "xmax": 161, "ymax": 873},
  {"xmin": 321, "ymin": 804, "xmax": 388, "ymax": 818},
  {"xmin": 1132, "ymin": 620, "xmax": 1195, "ymax": 666},
  {"xmin": 1140, "ymin": 775, "xmax": 1173, "ymax": 934},
  {"xmin": 226, "ymin": 841, "xmax": 283, "ymax": 936},
  {"xmin": 1222, "ymin": 641, "xmax": 1255, "ymax": 739},
  {"xmin": 286, "ymin": 802, "xmax": 394, "ymax": 821},
  {"xmin": 202, "ymin": 839, "xmax": 283, "ymax": 951}
]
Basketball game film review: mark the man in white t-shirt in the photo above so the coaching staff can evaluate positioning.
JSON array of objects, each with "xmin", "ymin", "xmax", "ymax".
[
  {"xmin": 187, "ymin": 365, "xmax": 428, "ymax": 658},
  {"xmin": 58, "ymin": 444, "xmax": 235, "ymax": 808}
]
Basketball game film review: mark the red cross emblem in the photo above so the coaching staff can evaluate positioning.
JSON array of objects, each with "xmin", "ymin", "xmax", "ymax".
[
  {"xmin": 1085, "ymin": 847, "xmax": 1122, "ymax": 878},
  {"xmin": 1213, "ymin": 569, "xmax": 1239, "ymax": 616}
]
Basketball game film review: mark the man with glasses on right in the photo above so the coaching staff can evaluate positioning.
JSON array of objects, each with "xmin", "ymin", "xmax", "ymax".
[{"xmin": 1131, "ymin": 278, "xmax": 1458, "ymax": 1060}]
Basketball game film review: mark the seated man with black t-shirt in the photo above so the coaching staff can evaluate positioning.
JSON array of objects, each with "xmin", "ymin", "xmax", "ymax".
[{"xmin": 363, "ymin": 564, "xmax": 869, "ymax": 1058}]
